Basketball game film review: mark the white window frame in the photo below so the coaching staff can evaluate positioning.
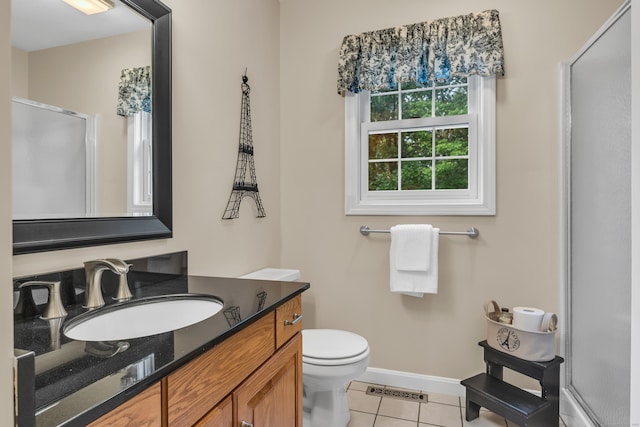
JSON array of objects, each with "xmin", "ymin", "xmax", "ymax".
[
  {"xmin": 345, "ymin": 75, "xmax": 496, "ymax": 216},
  {"xmin": 127, "ymin": 111, "xmax": 153, "ymax": 215}
]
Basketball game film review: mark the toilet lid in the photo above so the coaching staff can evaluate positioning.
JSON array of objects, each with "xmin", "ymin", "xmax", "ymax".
[{"xmin": 302, "ymin": 329, "xmax": 369, "ymax": 363}]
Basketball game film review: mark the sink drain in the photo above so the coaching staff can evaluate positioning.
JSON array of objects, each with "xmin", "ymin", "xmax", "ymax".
[{"xmin": 365, "ymin": 386, "xmax": 427, "ymax": 403}]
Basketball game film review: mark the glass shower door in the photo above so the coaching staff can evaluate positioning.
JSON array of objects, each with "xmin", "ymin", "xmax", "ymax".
[{"xmin": 566, "ymin": 5, "xmax": 631, "ymax": 426}]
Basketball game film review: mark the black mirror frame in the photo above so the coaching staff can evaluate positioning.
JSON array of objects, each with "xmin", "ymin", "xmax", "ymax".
[{"xmin": 13, "ymin": 0, "xmax": 172, "ymax": 255}]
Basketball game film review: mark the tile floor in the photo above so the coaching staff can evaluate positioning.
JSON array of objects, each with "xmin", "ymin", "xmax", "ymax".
[{"xmin": 345, "ymin": 381, "xmax": 567, "ymax": 427}]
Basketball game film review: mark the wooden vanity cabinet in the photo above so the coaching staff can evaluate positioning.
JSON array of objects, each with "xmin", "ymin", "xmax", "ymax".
[
  {"xmin": 275, "ymin": 294, "xmax": 302, "ymax": 347},
  {"xmin": 194, "ymin": 396, "xmax": 233, "ymax": 427},
  {"xmin": 235, "ymin": 333, "xmax": 302, "ymax": 427},
  {"xmin": 170, "ymin": 295, "xmax": 303, "ymax": 427},
  {"xmin": 167, "ymin": 313, "xmax": 276, "ymax": 426},
  {"xmin": 88, "ymin": 381, "xmax": 162, "ymax": 427},
  {"xmin": 191, "ymin": 335, "xmax": 302, "ymax": 427},
  {"xmin": 89, "ymin": 295, "xmax": 303, "ymax": 427}
]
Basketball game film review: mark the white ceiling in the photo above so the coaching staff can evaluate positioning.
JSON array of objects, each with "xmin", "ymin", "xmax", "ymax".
[{"xmin": 11, "ymin": 0, "xmax": 150, "ymax": 52}]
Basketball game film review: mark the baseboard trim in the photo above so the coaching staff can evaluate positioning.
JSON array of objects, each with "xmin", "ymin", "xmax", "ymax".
[{"xmin": 356, "ymin": 367, "xmax": 465, "ymax": 397}]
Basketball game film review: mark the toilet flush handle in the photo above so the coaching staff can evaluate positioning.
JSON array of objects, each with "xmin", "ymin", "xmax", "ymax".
[{"xmin": 284, "ymin": 313, "xmax": 302, "ymax": 326}]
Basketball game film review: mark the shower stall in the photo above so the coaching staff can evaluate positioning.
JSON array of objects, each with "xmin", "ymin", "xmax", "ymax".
[
  {"xmin": 12, "ymin": 97, "xmax": 96, "ymax": 219},
  {"xmin": 560, "ymin": 1, "xmax": 639, "ymax": 426}
]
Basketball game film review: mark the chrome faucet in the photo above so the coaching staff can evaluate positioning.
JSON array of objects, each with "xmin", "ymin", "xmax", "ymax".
[
  {"xmin": 84, "ymin": 259, "xmax": 132, "ymax": 308},
  {"xmin": 104, "ymin": 258, "xmax": 134, "ymax": 302},
  {"xmin": 18, "ymin": 281, "xmax": 67, "ymax": 319}
]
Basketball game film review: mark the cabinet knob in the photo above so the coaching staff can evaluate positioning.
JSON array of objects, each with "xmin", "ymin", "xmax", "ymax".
[
  {"xmin": 241, "ymin": 421, "xmax": 254, "ymax": 427},
  {"xmin": 284, "ymin": 313, "xmax": 302, "ymax": 326}
]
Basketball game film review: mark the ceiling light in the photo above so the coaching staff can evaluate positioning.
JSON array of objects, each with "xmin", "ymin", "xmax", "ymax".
[{"xmin": 63, "ymin": 0, "xmax": 114, "ymax": 15}]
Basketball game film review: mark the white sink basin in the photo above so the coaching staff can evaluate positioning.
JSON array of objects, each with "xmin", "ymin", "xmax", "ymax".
[{"xmin": 63, "ymin": 294, "xmax": 224, "ymax": 341}]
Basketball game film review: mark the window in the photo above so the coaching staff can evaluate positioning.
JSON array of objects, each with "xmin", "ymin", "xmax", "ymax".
[
  {"xmin": 345, "ymin": 75, "xmax": 496, "ymax": 215},
  {"xmin": 127, "ymin": 111, "xmax": 153, "ymax": 215}
]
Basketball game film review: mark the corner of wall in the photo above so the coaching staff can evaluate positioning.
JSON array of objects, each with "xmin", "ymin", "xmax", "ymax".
[{"xmin": 1, "ymin": 0, "xmax": 16, "ymax": 423}]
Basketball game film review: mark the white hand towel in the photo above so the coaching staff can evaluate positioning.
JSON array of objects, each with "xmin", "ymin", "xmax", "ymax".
[
  {"xmin": 389, "ymin": 225, "xmax": 439, "ymax": 297},
  {"xmin": 392, "ymin": 224, "xmax": 433, "ymax": 271}
]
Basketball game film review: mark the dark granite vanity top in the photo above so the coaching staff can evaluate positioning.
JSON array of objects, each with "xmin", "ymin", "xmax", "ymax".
[{"xmin": 13, "ymin": 252, "xmax": 309, "ymax": 426}]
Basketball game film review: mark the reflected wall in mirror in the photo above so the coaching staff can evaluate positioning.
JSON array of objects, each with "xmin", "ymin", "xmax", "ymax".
[
  {"xmin": 11, "ymin": 0, "xmax": 152, "ymax": 219},
  {"xmin": 12, "ymin": 0, "xmax": 172, "ymax": 254}
]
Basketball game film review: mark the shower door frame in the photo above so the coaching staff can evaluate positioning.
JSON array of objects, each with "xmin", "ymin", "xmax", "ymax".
[{"xmin": 559, "ymin": 1, "xmax": 639, "ymax": 425}]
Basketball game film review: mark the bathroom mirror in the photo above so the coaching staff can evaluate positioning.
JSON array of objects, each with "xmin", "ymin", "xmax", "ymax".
[{"xmin": 12, "ymin": 0, "xmax": 172, "ymax": 254}]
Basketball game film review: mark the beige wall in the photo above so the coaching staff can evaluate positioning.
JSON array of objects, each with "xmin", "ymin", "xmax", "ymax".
[
  {"xmin": 11, "ymin": 47, "xmax": 27, "ymax": 97},
  {"xmin": 279, "ymin": 0, "xmax": 622, "ymax": 382}
]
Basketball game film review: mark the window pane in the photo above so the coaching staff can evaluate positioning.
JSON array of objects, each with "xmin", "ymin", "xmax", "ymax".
[
  {"xmin": 435, "ymin": 128, "xmax": 468, "ymax": 156},
  {"xmin": 401, "ymin": 130, "xmax": 432, "ymax": 158},
  {"xmin": 435, "ymin": 159, "xmax": 468, "ymax": 189},
  {"xmin": 369, "ymin": 133, "xmax": 398, "ymax": 159},
  {"xmin": 369, "ymin": 162, "xmax": 398, "ymax": 190},
  {"xmin": 401, "ymin": 90, "xmax": 432, "ymax": 119},
  {"xmin": 401, "ymin": 160, "xmax": 432, "ymax": 190},
  {"xmin": 435, "ymin": 86, "xmax": 468, "ymax": 116},
  {"xmin": 371, "ymin": 94, "xmax": 398, "ymax": 121}
]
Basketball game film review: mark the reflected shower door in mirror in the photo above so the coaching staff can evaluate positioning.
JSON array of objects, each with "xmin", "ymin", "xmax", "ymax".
[
  {"xmin": 11, "ymin": 0, "xmax": 152, "ymax": 219},
  {"xmin": 12, "ymin": 97, "xmax": 97, "ymax": 219}
]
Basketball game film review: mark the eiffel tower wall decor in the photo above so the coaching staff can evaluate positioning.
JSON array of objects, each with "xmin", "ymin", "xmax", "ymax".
[{"xmin": 222, "ymin": 72, "xmax": 266, "ymax": 219}]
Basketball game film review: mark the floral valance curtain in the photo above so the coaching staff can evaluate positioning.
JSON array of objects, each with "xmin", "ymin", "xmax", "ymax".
[
  {"xmin": 117, "ymin": 66, "xmax": 151, "ymax": 116},
  {"xmin": 337, "ymin": 9, "xmax": 504, "ymax": 94}
]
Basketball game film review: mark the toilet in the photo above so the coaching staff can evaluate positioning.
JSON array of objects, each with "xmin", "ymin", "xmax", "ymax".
[
  {"xmin": 239, "ymin": 268, "xmax": 370, "ymax": 427},
  {"xmin": 302, "ymin": 329, "xmax": 369, "ymax": 427}
]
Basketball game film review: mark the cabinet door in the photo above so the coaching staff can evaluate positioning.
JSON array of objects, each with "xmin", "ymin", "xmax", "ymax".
[
  {"xmin": 195, "ymin": 395, "xmax": 233, "ymax": 427},
  {"xmin": 235, "ymin": 333, "xmax": 302, "ymax": 427},
  {"xmin": 87, "ymin": 382, "xmax": 161, "ymax": 427},
  {"xmin": 168, "ymin": 314, "xmax": 275, "ymax": 427}
]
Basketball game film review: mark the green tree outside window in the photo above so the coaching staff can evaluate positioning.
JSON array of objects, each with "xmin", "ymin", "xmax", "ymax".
[{"xmin": 368, "ymin": 78, "xmax": 469, "ymax": 191}]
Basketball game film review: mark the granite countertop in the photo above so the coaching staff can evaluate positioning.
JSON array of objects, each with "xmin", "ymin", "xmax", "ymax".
[{"xmin": 13, "ymin": 253, "xmax": 309, "ymax": 427}]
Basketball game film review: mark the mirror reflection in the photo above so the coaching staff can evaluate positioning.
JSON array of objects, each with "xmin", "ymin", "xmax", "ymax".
[{"xmin": 11, "ymin": 0, "xmax": 152, "ymax": 219}]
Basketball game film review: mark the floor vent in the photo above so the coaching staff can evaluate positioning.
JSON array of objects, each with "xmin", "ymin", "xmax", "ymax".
[{"xmin": 365, "ymin": 386, "xmax": 427, "ymax": 403}]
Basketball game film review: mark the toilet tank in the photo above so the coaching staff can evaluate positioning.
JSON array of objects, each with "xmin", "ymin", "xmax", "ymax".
[{"xmin": 239, "ymin": 268, "xmax": 300, "ymax": 282}]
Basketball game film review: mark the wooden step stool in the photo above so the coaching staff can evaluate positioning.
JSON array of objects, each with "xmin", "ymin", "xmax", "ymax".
[{"xmin": 461, "ymin": 340, "xmax": 564, "ymax": 427}]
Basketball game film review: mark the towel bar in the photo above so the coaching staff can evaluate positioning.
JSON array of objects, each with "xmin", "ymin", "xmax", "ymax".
[{"xmin": 359, "ymin": 225, "xmax": 479, "ymax": 239}]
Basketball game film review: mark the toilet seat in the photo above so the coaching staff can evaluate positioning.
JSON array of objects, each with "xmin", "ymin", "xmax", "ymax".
[{"xmin": 302, "ymin": 329, "xmax": 370, "ymax": 366}]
